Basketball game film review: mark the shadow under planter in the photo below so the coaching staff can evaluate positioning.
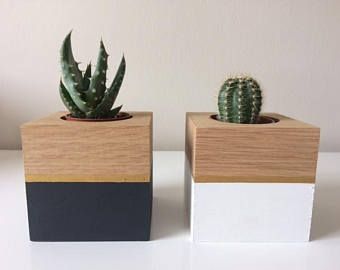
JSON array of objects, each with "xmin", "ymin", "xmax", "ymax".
[{"xmin": 21, "ymin": 111, "xmax": 153, "ymax": 241}]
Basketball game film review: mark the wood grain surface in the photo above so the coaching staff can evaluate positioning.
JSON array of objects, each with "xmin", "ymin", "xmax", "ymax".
[
  {"xmin": 21, "ymin": 112, "xmax": 152, "ymax": 183},
  {"xmin": 186, "ymin": 112, "xmax": 320, "ymax": 183}
]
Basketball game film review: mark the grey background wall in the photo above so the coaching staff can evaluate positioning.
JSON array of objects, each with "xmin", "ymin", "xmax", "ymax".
[{"xmin": 0, "ymin": 0, "xmax": 339, "ymax": 151}]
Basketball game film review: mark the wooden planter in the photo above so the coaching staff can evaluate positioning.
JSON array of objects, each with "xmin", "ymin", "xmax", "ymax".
[
  {"xmin": 185, "ymin": 112, "xmax": 320, "ymax": 242},
  {"xmin": 21, "ymin": 111, "xmax": 152, "ymax": 241}
]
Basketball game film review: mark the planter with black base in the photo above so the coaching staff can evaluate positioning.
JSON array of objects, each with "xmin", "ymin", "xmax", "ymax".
[
  {"xmin": 21, "ymin": 32, "xmax": 153, "ymax": 241},
  {"xmin": 21, "ymin": 111, "xmax": 152, "ymax": 241}
]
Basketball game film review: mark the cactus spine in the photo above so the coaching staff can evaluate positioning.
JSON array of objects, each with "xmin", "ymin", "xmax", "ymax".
[
  {"xmin": 59, "ymin": 32, "xmax": 125, "ymax": 119},
  {"xmin": 217, "ymin": 76, "xmax": 262, "ymax": 124}
]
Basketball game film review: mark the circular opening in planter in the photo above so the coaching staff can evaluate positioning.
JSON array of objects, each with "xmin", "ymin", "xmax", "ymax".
[
  {"xmin": 210, "ymin": 114, "xmax": 280, "ymax": 124},
  {"xmin": 61, "ymin": 112, "xmax": 133, "ymax": 122}
]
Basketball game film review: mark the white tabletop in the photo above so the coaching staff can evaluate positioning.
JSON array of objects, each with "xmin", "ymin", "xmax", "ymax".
[{"xmin": 0, "ymin": 151, "xmax": 339, "ymax": 270}]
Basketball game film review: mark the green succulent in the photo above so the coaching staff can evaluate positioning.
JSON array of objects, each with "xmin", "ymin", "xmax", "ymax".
[
  {"xmin": 217, "ymin": 76, "xmax": 262, "ymax": 124},
  {"xmin": 59, "ymin": 32, "xmax": 125, "ymax": 119}
]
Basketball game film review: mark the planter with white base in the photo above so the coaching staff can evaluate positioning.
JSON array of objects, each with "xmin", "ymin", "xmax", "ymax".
[{"xmin": 185, "ymin": 112, "xmax": 320, "ymax": 242}]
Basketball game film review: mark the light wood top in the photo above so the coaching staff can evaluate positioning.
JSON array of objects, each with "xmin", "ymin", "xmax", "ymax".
[
  {"xmin": 187, "ymin": 112, "xmax": 318, "ymax": 129},
  {"xmin": 21, "ymin": 111, "xmax": 152, "ymax": 183},
  {"xmin": 22, "ymin": 111, "xmax": 152, "ymax": 128},
  {"xmin": 186, "ymin": 112, "xmax": 320, "ymax": 183}
]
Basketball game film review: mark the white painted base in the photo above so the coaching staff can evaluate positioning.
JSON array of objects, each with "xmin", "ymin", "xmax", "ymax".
[{"xmin": 185, "ymin": 158, "xmax": 315, "ymax": 242}]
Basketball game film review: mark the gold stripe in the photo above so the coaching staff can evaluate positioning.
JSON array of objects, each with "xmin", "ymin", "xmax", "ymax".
[
  {"xmin": 25, "ymin": 174, "xmax": 150, "ymax": 183},
  {"xmin": 194, "ymin": 175, "xmax": 315, "ymax": 184}
]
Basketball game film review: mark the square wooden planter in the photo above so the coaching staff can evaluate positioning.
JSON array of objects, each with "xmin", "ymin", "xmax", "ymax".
[
  {"xmin": 185, "ymin": 112, "xmax": 320, "ymax": 242},
  {"xmin": 21, "ymin": 111, "xmax": 153, "ymax": 241}
]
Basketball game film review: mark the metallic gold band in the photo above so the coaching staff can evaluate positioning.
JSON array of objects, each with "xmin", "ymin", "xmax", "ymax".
[{"xmin": 25, "ymin": 174, "xmax": 150, "ymax": 183}]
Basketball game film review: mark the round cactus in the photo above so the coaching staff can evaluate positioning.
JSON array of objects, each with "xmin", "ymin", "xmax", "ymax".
[{"xmin": 217, "ymin": 76, "xmax": 262, "ymax": 124}]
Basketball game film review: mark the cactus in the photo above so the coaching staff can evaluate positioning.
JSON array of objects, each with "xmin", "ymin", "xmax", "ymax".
[
  {"xmin": 217, "ymin": 76, "xmax": 262, "ymax": 124},
  {"xmin": 59, "ymin": 32, "xmax": 126, "ymax": 119}
]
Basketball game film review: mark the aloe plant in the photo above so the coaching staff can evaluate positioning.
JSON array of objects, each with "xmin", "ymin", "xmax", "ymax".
[
  {"xmin": 59, "ymin": 32, "xmax": 125, "ymax": 119},
  {"xmin": 217, "ymin": 76, "xmax": 262, "ymax": 124}
]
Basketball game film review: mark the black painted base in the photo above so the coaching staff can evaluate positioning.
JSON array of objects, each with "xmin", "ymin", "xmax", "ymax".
[{"xmin": 25, "ymin": 182, "xmax": 152, "ymax": 241}]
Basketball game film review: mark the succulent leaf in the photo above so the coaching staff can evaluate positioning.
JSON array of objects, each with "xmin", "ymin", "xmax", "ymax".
[
  {"xmin": 82, "ymin": 63, "xmax": 91, "ymax": 90},
  {"xmin": 108, "ymin": 105, "xmax": 123, "ymax": 117},
  {"xmin": 86, "ymin": 41, "xmax": 108, "ymax": 108},
  {"xmin": 59, "ymin": 80, "xmax": 85, "ymax": 118},
  {"xmin": 88, "ymin": 55, "xmax": 126, "ymax": 118},
  {"xmin": 60, "ymin": 32, "xmax": 89, "ymax": 112},
  {"xmin": 60, "ymin": 32, "xmax": 83, "ymax": 86}
]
